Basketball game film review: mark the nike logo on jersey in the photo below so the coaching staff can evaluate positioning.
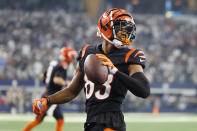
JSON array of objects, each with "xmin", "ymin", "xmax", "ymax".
[{"xmin": 140, "ymin": 59, "xmax": 145, "ymax": 62}]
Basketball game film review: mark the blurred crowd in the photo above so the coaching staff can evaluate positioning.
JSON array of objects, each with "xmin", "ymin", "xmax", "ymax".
[
  {"xmin": 0, "ymin": 9, "xmax": 197, "ymax": 84},
  {"xmin": 135, "ymin": 15, "xmax": 197, "ymax": 84},
  {"xmin": 0, "ymin": 9, "xmax": 97, "ymax": 80}
]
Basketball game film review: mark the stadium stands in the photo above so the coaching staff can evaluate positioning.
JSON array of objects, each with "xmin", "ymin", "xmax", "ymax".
[{"xmin": 0, "ymin": 0, "xmax": 197, "ymax": 113}]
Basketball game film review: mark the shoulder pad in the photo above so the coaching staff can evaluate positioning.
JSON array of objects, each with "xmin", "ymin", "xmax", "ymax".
[{"xmin": 125, "ymin": 48, "xmax": 146, "ymax": 69}]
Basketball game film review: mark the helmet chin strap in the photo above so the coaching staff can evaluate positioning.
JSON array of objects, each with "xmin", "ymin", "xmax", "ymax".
[
  {"xmin": 112, "ymin": 39, "xmax": 124, "ymax": 48},
  {"xmin": 98, "ymin": 26, "xmax": 126, "ymax": 49}
]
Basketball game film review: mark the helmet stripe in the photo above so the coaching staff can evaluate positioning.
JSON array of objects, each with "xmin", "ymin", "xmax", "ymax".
[
  {"xmin": 114, "ymin": 14, "xmax": 132, "ymax": 21},
  {"xmin": 110, "ymin": 11, "xmax": 117, "ymax": 39},
  {"xmin": 97, "ymin": 27, "xmax": 113, "ymax": 44}
]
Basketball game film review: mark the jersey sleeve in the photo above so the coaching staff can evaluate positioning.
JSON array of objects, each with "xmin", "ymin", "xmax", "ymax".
[
  {"xmin": 54, "ymin": 67, "xmax": 67, "ymax": 80},
  {"xmin": 125, "ymin": 48, "xmax": 146, "ymax": 69},
  {"xmin": 43, "ymin": 71, "xmax": 47, "ymax": 83},
  {"xmin": 77, "ymin": 48, "xmax": 82, "ymax": 61},
  {"xmin": 77, "ymin": 44, "xmax": 91, "ymax": 74},
  {"xmin": 77, "ymin": 44, "xmax": 90, "ymax": 61}
]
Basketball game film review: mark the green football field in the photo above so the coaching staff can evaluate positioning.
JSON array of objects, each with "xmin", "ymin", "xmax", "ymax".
[{"xmin": 0, "ymin": 113, "xmax": 197, "ymax": 131}]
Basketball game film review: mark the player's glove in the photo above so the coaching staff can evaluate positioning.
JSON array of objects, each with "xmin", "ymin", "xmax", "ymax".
[
  {"xmin": 33, "ymin": 98, "xmax": 48, "ymax": 115},
  {"xmin": 96, "ymin": 54, "xmax": 118, "ymax": 75}
]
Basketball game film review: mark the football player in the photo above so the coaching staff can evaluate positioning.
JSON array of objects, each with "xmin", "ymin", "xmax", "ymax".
[
  {"xmin": 32, "ymin": 8, "xmax": 150, "ymax": 131},
  {"xmin": 23, "ymin": 47, "xmax": 77, "ymax": 131}
]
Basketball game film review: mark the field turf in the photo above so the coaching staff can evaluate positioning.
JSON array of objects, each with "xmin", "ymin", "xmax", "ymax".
[{"xmin": 0, "ymin": 113, "xmax": 197, "ymax": 131}]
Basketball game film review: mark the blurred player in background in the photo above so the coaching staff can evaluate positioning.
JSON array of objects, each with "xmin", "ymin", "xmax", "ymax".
[
  {"xmin": 23, "ymin": 47, "xmax": 77, "ymax": 131},
  {"xmin": 32, "ymin": 8, "xmax": 150, "ymax": 131}
]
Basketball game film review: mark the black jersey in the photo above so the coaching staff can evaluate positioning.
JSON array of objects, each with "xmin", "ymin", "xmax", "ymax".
[
  {"xmin": 77, "ymin": 44, "xmax": 146, "ymax": 119},
  {"xmin": 44, "ymin": 60, "xmax": 67, "ymax": 95}
]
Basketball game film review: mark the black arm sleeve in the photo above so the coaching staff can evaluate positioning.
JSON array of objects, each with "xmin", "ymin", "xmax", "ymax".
[{"xmin": 116, "ymin": 71, "xmax": 150, "ymax": 98}]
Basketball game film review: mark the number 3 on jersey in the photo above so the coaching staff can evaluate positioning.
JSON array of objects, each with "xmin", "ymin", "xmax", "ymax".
[{"xmin": 84, "ymin": 74, "xmax": 113, "ymax": 100}]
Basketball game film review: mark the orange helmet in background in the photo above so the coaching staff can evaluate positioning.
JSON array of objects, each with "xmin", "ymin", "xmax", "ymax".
[
  {"xmin": 59, "ymin": 47, "xmax": 77, "ymax": 64},
  {"xmin": 97, "ymin": 8, "xmax": 136, "ymax": 48}
]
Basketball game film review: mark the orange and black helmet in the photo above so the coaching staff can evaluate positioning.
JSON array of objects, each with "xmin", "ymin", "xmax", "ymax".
[
  {"xmin": 97, "ymin": 8, "xmax": 136, "ymax": 48},
  {"xmin": 59, "ymin": 47, "xmax": 77, "ymax": 64}
]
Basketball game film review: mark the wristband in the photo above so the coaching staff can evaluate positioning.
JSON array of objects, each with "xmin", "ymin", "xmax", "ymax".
[{"xmin": 46, "ymin": 97, "xmax": 50, "ymax": 105}]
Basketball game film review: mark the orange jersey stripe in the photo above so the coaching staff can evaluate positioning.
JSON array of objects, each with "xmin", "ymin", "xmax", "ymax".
[
  {"xmin": 125, "ymin": 48, "xmax": 136, "ymax": 63},
  {"xmin": 134, "ymin": 50, "xmax": 144, "ymax": 58},
  {"xmin": 81, "ymin": 44, "xmax": 90, "ymax": 60}
]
